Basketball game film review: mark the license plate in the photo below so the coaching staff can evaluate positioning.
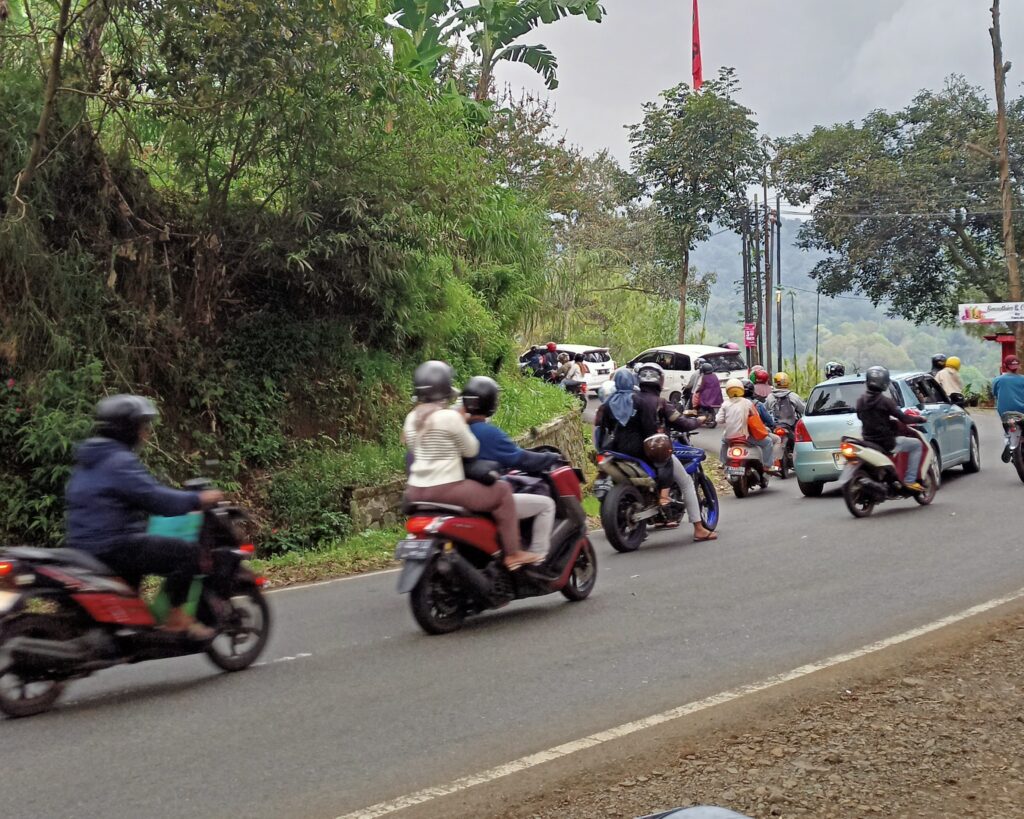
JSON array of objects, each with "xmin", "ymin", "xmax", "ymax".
[
  {"xmin": 0, "ymin": 590, "xmax": 21, "ymax": 615},
  {"xmin": 832, "ymin": 453, "xmax": 846, "ymax": 469},
  {"xmin": 394, "ymin": 539, "xmax": 434, "ymax": 561},
  {"xmin": 725, "ymin": 466, "xmax": 745, "ymax": 476}
]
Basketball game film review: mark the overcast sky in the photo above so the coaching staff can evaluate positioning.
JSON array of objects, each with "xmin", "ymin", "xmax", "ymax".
[{"xmin": 495, "ymin": 0, "xmax": 1024, "ymax": 165}]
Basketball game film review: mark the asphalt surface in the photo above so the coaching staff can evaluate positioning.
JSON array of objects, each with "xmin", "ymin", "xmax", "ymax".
[{"xmin": 3, "ymin": 411, "xmax": 1022, "ymax": 819}]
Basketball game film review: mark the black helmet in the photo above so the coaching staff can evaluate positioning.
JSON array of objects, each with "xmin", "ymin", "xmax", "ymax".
[
  {"xmin": 461, "ymin": 376, "xmax": 501, "ymax": 417},
  {"xmin": 700, "ymin": 361, "xmax": 714, "ymax": 375},
  {"xmin": 573, "ymin": 352, "xmax": 584, "ymax": 363},
  {"xmin": 94, "ymin": 394, "xmax": 159, "ymax": 447},
  {"xmin": 413, "ymin": 360, "xmax": 456, "ymax": 404},
  {"xmin": 931, "ymin": 354, "xmax": 947, "ymax": 371},
  {"xmin": 865, "ymin": 365, "xmax": 891, "ymax": 393},
  {"xmin": 825, "ymin": 361, "xmax": 845, "ymax": 379},
  {"xmin": 742, "ymin": 380, "xmax": 755, "ymax": 399},
  {"xmin": 636, "ymin": 362, "xmax": 665, "ymax": 389}
]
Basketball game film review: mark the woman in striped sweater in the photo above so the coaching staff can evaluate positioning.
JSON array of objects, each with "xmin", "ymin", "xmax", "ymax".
[{"xmin": 402, "ymin": 361, "xmax": 543, "ymax": 570}]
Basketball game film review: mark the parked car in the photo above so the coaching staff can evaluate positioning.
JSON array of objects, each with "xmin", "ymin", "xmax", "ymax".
[
  {"xmin": 793, "ymin": 371, "xmax": 981, "ymax": 497},
  {"xmin": 626, "ymin": 345, "xmax": 748, "ymax": 404},
  {"xmin": 519, "ymin": 344, "xmax": 616, "ymax": 391}
]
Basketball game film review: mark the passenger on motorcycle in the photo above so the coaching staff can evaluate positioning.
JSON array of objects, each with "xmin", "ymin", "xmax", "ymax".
[
  {"xmin": 402, "ymin": 361, "xmax": 543, "ymax": 570},
  {"xmin": 855, "ymin": 366, "xmax": 927, "ymax": 492},
  {"xmin": 750, "ymin": 366, "xmax": 772, "ymax": 399},
  {"xmin": 557, "ymin": 353, "xmax": 584, "ymax": 388},
  {"xmin": 462, "ymin": 376, "xmax": 559, "ymax": 559},
  {"xmin": 935, "ymin": 356, "xmax": 964, "ymax": 402},
  {"xmin": 825, "ymin": 361, "xmax": 845, "ymax": 380},
  {"xmin": 65, "ymin": 395, "xmax": 223, "ymax": 639},
  {"xmin": 692, "ymin": 361, "xmax": 724, "ymax": 415},
  {"xmin": 992, "ymin": 354, "xmax": 1024, "ymax": 462},
  {"xmin": 598, "ymin": 366, "xmax": 717, "ymax": 541},
  {"xmin": 766, "ymin": 372, "xmax": 805, "ymax": 430},
  {"xmin": 744, "ymin": 381, "xmax": 775, "ymax": 427}
]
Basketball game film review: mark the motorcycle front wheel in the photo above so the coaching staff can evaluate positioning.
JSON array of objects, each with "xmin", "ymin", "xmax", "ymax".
[
  {"xmin": 560, "ymin": 538, "xmax": 598, "ymax": 601},
  {"xmin": 600, "ymin": 483, "xmax": 647, "ymax": 552},
  {"xmin": 410, "ymin": 557, "xmax": 466, "ymax": 635},
  {"xmin": 914, "ymin": 461, "xmax": 941, "ymax": 506},
  {"xmin": 0, "ymin": 615, "xmax": 70, "ymax": 718},
  {"xmin": 695, "ymin": 470, "xmax": 719, "ymax": 530},
  {"xmin": 1013, "ymin": 445, "xmax": 1024, "ymax": 485},
  {"xmin": 842, "ymin": 470, "xmax": 876, "ymax": 518},
  {"xmin": 205, "ymin": 588, "xmax": 271, "ymax": 671}
]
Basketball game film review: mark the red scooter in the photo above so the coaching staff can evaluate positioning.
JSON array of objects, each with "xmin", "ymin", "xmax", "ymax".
[{"xmin": 395, "ymin": 449, "xmax": 597, "ymax": 634}]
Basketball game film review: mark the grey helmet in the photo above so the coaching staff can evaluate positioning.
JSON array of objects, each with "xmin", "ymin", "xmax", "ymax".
[
  {"xmin": 636, "ymin": 361, "xmax": 666, "ymax": 388},
  {"xmin": 94, "ymin": 394, "xmax": 159, "ymax": 447},
  {"xmin": 413, "ymin": 360, "xmax": 456, "ymax": 403}
]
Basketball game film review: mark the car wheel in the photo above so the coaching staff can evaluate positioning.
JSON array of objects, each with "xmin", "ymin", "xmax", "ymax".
[
  {"xmin": 963, "ymin": 430, "xmax": 981, "ymax": 474},
  {"xmin": 798, "ymin": 479, "xmax": 824, "ymax": 498}
]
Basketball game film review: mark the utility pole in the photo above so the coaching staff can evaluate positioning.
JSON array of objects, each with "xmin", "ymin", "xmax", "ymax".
[
  {"xmin": 741, "ymin": 209, "xmax": 752, "ymax": 368},
  {"xmin": 991, "ymin": 0, "xmax": 1023, "ymax": 354},
  {"xmin": 762, "ymin": 171, "xmax": 773, "ymax": 376},
  {"xmin": 752, "ymin": 196, "xmax": 764, "ymax": 366},
  {"xmin": 776, "ymin": 194, "xmax": 783, "ymax": 372}
]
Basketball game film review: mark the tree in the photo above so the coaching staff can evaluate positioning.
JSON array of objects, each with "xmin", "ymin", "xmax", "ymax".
[
  {"xmin": 778, "ymin": 76, "xmax": 1023, "ymax": 327},
  {"xmin": 628, "ymin": 67, "xmax": 761, "ymax": 342}
]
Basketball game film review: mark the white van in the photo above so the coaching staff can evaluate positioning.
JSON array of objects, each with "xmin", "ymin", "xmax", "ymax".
[{"xmin": 626, "ymin": 345, "xmax": 749, "ymax": 403}]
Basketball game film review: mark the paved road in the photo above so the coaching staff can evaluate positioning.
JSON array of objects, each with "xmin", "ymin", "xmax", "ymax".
[{"xmin": 3, "ymin": 413, "xmax": 1021, "ymax": 819}]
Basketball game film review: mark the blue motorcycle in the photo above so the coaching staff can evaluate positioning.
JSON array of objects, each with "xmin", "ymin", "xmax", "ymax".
[{"xmin": 594, "ymin": 431, "xmax": 719, "ymax": 552}]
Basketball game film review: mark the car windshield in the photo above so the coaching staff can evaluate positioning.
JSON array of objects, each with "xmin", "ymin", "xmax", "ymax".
[
  {"xmin": 806, "ymin": 382, "xmax": 865, "ymax": 416},
  {"xmin": 707, "ymin": 353, "xmax": 744, "ymax": 373},
  {"xmin": 583, "ymin": 351, "xmax": 610, "ymax": 363}
]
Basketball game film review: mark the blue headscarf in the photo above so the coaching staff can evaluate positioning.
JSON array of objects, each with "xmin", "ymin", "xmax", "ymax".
[{"xmin": 607, "ymin": 367, "xmax": 638, "ymax": 426}]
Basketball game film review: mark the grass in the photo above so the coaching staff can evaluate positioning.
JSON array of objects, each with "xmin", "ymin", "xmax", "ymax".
[
  {"xmin": 252, "ymin": 527, "xmax": 403, "ymax": 587},
  {"xmin": 492, "ymin": 371, "xmax": 576, "ymax": 437}
]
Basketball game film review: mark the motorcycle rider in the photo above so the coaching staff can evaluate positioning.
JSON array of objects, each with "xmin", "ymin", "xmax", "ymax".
[
  {"xmin": 692, "ymin": 361, "xmax": 724, "ymax": 417},
  {"xmin": 543, "ymin": 342, "xmax": 560, "ymax": 374},
  {"xmin": 557, "ymin": 352, "xmax": 584, "ymax": 388},
  {"xmin": 683, "ymin": 358, "xmax": 707, "ymax": 406},
  {"xmin": 524, "ymin": 345, "xmax": 545, "ymax": 376},
  {"xmin": 825, "ymin": 361, "xmax": 845, "ymax": 380},
  {"xmin": 930, "ymin": 354, "xmax": 947, "ymax": 377},
  {"xmin": 744, "ymin": 380, "xmax": 775, "ymax": 428},
  {"xmin": 766, "ymin": 372, "xmax": 805, "ymax": 430},
  {"xmin": 65, "ymin": 395, "xmax": 223, "ymax": 640},
  {"xmin": 402, "ymin": 361, "xmax": 543, "ymax": 570},
  {"xmin": 855, "ymin": 366, "xmax": 927, "ymax": 492},
  {"xmin": 462, "ymin": 376, "xmax": 559, "ymax": 559},
  {"xmin": 717, "ymin": 377, "xmax": 754, "ymax": 449},
  {"xmin": 935, "ymin": 355, "xmax": 964, "ymax": 402},
  {"xmin": 598, "ymin": 366, "xmax": 717, "ymax": 542},
  {"xmin": 750, "ymin": 366, "xmax": 772, "ymax": 399},
  {"xmin": 992, "ymin": 354, "xmax": 1024, "ymax": 462}
]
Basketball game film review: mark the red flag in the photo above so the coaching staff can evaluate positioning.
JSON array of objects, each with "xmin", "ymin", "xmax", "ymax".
[{"xmin": 692, "ymin": 0, "xmax": 703, "ymax": 91}]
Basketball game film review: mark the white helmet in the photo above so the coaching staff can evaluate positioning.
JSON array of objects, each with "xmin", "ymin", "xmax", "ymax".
[
  {"xmin": 597, "ymin": 380, "xmax": 617, "ymax": 404},
  {"xmin": 725, "ymin": 378, "xmax": 745, "ymax": 397},
  {"xmin": 636, "ymin": 362, "xmax": 665, "ymax": 388}
]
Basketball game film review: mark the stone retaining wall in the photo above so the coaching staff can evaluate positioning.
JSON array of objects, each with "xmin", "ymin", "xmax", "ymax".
[{"xmin": 349, "ymin": 412, "xmax": 586, "ymax": 530}]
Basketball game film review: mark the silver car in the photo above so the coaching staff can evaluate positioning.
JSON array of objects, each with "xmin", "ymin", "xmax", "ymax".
[{"xmin": 793, "ymin": 372, "xmax": 981, "ymax": 497}]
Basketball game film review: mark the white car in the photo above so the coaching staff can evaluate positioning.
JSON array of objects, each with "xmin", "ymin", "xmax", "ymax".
[
  {"xmin": 626, "ymin": 344, "xmax": 749, "ymax": 403},
  {"xmin": 519, "ymin": 344, "xmax": 616, "ymax": 391}
]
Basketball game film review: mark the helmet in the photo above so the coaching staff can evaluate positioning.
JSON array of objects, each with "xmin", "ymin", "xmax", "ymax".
[
  {"xmin": 931, "ymin": 354, "xmax": 947, "ymax": 371},
  {"xmin": 573, "ymin": 353, "xmax": 584, "ymax": 363},
  {"xmin": 825, "ymin": 361, "xmax": 845, "ymax": 379},
  {"xmin": 413, "ymin": 360, "xmax": 456, "ymax": 403},
  {"xmin": 700, "ymin": 361, "xmax": 714, "ymax": 375},
  {"xmin": 865, "ymin": 365, "xmax": 891, "ymax": 393},
  {"xmin": 693, "ymin": 357, "xmax": 706, "ymax": 371},
  {"xmin": 724, "ymin": 342, "xmax": 740, "ymax": 351},
  {"xmin": 725, "ymin": 378, "xmax": 745, "ymax": 398},
  {"xmin": 643, "ymin": 433, "xmax": 673, "ymax": 466},
  {"xmin": 94, "ymin": 394, "xmax": 159, "ymax": 447},
  {"xmin": 754, "ymin": 369, "xmax": 770, "ymax": 384},
  {"xmin": 461, "ymin": 376, "xmax": 500, "ymax": 417},
  {"xmin": 637, "ymin": 362, "xmax": 665, "ymax": 388},
  {"xmin": 597, "ymin": 380, "xmax": 617, "ymax": 404},
  {"xmin": 557, "ymin": 352, "xmax": 570, "ymax": 363},
  {"xmin": 546, "ymin": 342, "xmax": 557, "ymax": 352},
  {"xmin": 946, "ymin": 356, "xmax": 961, "ymax": 371},
  {"xmin": 742, "ymin": 380, "xmax": 755, "ymax": 399},
  {"xmin": 773, "ymin": 372, "xmax": 791, "ymax": 388}
]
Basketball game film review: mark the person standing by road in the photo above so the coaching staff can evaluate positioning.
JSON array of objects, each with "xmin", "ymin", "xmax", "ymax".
[{"xmin": 992, "ymin": 354, "xmax": 1024, "ymax": 462}]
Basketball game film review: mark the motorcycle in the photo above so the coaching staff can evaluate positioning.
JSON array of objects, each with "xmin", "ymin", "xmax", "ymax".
[
  {"xmin": 837, "ymin": 423, "xmax": 939, "ymax": 518},
  {"xmin": 721, "ymin": 438, "xmax": 769, "ymax": 498},
  {"xmin": 774, "ymin": 424, "xmax": 796, "ymax": 479},
  {"xmin": 396, "ymin": 449, "xmax": 596, "ymax": 634},
  {"xmin": 0, "ymin": 480, "xmax": 270, "ymax": 718},
  {"xmin": 1001, "ymin": 411, "xmax": 1024, "ymax": 484},
  {"xmin": 595, "ymin": 431, "xmax": 720, "ymax": 552}
]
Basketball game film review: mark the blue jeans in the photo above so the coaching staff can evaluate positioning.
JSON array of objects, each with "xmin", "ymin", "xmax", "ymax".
[{"xmin": 893, "ymin": 436, "xmax": 923, "ymax": 484}]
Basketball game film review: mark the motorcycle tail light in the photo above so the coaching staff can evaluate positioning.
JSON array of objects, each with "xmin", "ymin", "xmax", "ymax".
[
  {"xmin": 840, "ymin": 442, "xmax": 858, "ymax": 460},
  {"xmin": 238, "ymin": 543, "xmax": 256, "ymax": 555},
  {"xmin": 254, "ymin": 576, "xmax": 267, "ymax": 587},
  {"xmin": 406, "ymin": 516, "xmax": 436, "ymax": 535},
  {"xmin": 729, "ymin": 447, "xmax": 745, "ymax": 458},
  {"xmin": 0, "ymin": 561, "xmax": 12, "ymax": 577},
  {"xmin": 775, "ymin": 427, "xmax": 786, "ymax": 436},
  {"xmin": 794, "ymin": 419, "xmax": 812, "ymax": 443},
  {"xmin": 596, "ymin": 454, "xmax": 605, "ymax": 464}
]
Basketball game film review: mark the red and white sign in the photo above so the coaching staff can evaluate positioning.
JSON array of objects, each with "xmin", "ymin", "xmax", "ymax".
[{"xmin": 743, "ymin": 323, "xmax": 757, "ymax": 348}]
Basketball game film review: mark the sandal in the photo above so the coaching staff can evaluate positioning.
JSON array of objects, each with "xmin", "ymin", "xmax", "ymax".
[
  {"xmin": 693, "ymin": 531, "xmax": 718, "ymax": 542},
  {"xmin": 504, "ymin": 551, "xmax": 545, "ymax": 571}
]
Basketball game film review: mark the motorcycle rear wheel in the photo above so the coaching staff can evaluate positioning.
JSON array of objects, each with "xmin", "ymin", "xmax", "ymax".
[
  {"xmin": 560, "ymin": 538, "xmax": 597, "ymax": 601},
  {"xmin": 205, "ymin": 588, "xmax": 271, "ymax": 671},
  {"xmin": 0, "ymin": 615, "xmax": 70, "ymax": 718},
  {"xmin": 410, "ymin": 557, "xmax": 466, "ymax": 634},
  {"xmin": 843, "ymin": 470, "xmax": 876, "ymax": 518},
  {"xmin": 600, "ymin": 483, "xmax": 647, "ymax": 553},
  {"xmin": 1013, "ymin": 445, "xmax": 1024, "ymax": 485},
  {"xmin": 731, "ymin": 477, "xmax": 748, "ymax": 498}
]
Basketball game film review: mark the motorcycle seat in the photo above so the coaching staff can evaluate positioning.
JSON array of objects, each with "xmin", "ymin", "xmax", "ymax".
[
  {"xmin": 4, "ymin": 546, "xmax": 116, "ymax": 575},
  {"xmin": 402, "ymin": 501, "xmax": 471, "ymax": 516}
]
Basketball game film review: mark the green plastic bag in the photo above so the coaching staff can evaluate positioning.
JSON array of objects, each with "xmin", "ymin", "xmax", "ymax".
[{"xmin": 147, "ymin": 512, "xmax": 203, "ymax": 543}]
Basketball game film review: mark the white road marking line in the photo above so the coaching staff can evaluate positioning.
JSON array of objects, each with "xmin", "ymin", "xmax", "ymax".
[
  {"xmin": 266, "ymin": 567, "xmax": 400, "ymax": 595},
  {"xmin": 253, "ymin": 652, "xmax": 312, "ymax": 667},
  {"xmin": 336, "ymin": 586, "xmax": 1024, "ymax": 819}
]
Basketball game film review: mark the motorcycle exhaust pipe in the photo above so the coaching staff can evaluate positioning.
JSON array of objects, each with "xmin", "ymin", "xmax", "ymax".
[{"xmin": 439, "ymin": 552, "xmax": 495, "ymax": 603}]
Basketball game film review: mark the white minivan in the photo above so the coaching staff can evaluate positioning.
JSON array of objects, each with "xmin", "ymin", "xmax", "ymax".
[{"xmin": 626, "ymin": 345, "xmax": 749, "ymax": 403}]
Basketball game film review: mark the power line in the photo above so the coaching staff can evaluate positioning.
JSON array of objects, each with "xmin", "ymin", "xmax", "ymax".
[
  {"xmin": 783, "ymin": 282, "xmax": 876, "ymax": 303},
  {"xmin": 780, "ymin": 208, "xmax": 1024, "ymax": 219}
]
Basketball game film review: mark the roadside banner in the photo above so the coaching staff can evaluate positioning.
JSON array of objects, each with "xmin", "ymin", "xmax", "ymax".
[
  {"xmin": 958, "ymin": 302, "xmax": 1024, "ymax": 324},
  {"xmin": 743, "ymin": 322, "xmax": 757, "ymax": 348}
]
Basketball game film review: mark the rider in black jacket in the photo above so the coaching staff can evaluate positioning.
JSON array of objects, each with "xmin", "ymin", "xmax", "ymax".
[{"xmin": 855, "ymin": 366, "xmax": 926, "ymax": 491}]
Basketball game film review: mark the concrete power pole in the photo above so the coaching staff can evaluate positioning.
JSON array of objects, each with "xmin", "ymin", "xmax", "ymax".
[{"xmin": 991, "ymin": 0, "xmax": 1024, "ymax": 354}]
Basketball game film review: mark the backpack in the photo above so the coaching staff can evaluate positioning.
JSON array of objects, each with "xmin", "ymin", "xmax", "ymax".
[
  {"xmin": 747, "ymin": 405, "xmax": 769, "ymax": 441},
  {"xmin": 773, "ymin": 393, "xmax": 798, "ymax": 426}
]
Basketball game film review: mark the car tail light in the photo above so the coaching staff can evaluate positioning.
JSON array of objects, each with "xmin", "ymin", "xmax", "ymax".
[
  {"xmin": 794, "ymin": 419, "xmax": 812, "ymax": 443},
  {"xmin": 406, "ymin": 516, "xmax": 435, "ymax": 534},
  {"xmin": 840, "ymin": 442, "xmax": 858, "ymax": 460}
]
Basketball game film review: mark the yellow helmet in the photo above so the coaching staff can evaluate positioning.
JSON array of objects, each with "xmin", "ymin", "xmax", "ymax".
[
  {"xmin": 725, "ymin": 378, "xmax": 745, "ymax": 398},
  {"xmin": 773, "ymin": 372, "xmax": 791, "ymax": 388},
  {"xmin": 946, "ymin": 356, "xmax": 961, "ymax": 371}
]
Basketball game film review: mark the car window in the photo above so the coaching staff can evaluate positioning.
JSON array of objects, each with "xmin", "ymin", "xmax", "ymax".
[
  {"xmin": 655, "ymin": 352, "xmax": 676, "ymax": 370},
  {"xmin": 632, "ymin": 351, "xmax": 659, "ymax": 366},
  {"xmin": 707, "ymin": 353, "xmax": 745, "ymax": 373},
  {"xmin": 806, "ymin": 382, "xmax": 865, "ymax": 416},
  {"xmin": 922, "ymin": 376, "xmax": 949, "ymax": 404},
  {"xmin": 672, "ymin": 354, "xmax": 692, "ymax": 371},
  {"xmin": 585, "ymin": 351, "xmax": 611, "ymax": 363}
]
